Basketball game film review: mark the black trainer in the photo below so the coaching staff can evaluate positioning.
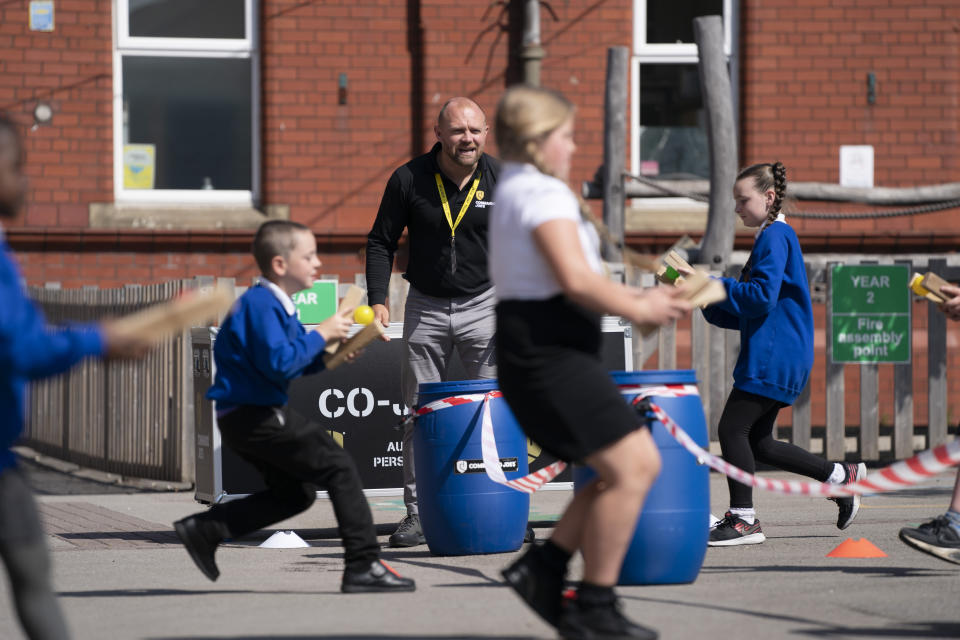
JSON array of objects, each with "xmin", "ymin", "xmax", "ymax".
[
  {"xmin": 173, "ymin": 516, "xmax": 220, "ymax": 582},
  {"xmin": 388, "ymin": 514, "xmax": 425, "ymax": 548},
  {"xmin": 830, "ymin": 462, "xmax": 867, "ymax": 530},
  {"xmin": 524, "ymin": 526, "xmax": 536, "ymax": 543},
  {"xmin": 558, "ymin": 595, "xmax": 658, "ymax": 640},
  {"xmin": 341, "ymin": 559, "xmax": 416, "ymax": 593},
  {"xmin": 501, "ymin": 545, "xmax": 565, "ymax": 627},
  {"xmin": 708, "ymin": 512, "xmax": 765, "ymax": 546},
  {"xmin": 899, "ymin": 516, "xmax": 960, "ymax": 565}
]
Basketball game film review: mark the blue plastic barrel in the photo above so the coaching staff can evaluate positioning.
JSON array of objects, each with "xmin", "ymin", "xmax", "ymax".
[
  {"xmin": 573, "ymin": 370, "xmax": 709, "ymax": 585},
  {"xmin": 414, "ymin": 379, "xmax": 530, "ymax": 556}
]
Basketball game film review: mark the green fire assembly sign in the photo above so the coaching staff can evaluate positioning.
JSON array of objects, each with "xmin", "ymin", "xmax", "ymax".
[{"xmin": 831, "ymin": 264, "xmax": 910, "ymax": 364}]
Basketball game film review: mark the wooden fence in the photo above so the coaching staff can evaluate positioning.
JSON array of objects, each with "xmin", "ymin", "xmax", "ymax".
[
  {"xmin": 21, "ymin": 258, "xmax": 958, "ymax": 484},
  {"xmin": 23, "ymin": 279, "xmax": 201, "ymax": 483},
  {"xmin": 634, "ymin": 256, "xmax": 958, "ymax": 462}
]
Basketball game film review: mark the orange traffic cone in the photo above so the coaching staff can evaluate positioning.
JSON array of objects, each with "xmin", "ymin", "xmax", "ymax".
[{"xmin": 826, "ymin": 538, "xmax": 887, "ymax": 558}]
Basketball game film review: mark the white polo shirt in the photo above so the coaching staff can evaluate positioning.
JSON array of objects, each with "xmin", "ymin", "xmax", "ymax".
[{"xmin": 489, "ymin": 162, "xmax": 603, "ymax": 301}]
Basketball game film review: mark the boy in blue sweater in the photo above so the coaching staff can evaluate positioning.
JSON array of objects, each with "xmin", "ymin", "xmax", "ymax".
[
  {"xmin": 0, "ymin": 113, "xmax": 152, "ymax": 639},
  {"xmin": 173, "ymin": 220, "xmax": 415, "ymax": 593},
  {"xmin": 703, "ymin": 162, "xmax": 866, "ymax": 546}
]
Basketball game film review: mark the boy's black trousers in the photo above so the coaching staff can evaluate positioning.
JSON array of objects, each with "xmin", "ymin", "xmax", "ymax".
[{"xmin": 197, "ymin": 405, "xmax": 380, "ymax": 571}]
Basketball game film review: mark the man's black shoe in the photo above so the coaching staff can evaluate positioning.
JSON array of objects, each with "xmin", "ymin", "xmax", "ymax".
[
  {"xmin": 524, "ymin": 526, "xmax": 536, "ymax": 543},
  {"xmin": 341, "ymin": 559, "xmax": 416, "ymax": 593},
  {"xmin": 173, "ymin": 517, "xmax": 220, "ymax": 582},
  {"xmin": 501, "ymin": 546, "xmax": 564, "ymax": 627},
  {"xmin": 388, "ymin": 514, "xmax": 425, "ymax": 548}
]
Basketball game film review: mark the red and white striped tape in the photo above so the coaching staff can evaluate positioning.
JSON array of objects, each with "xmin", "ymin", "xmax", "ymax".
[
  {"xmin": 634, "ymin": 393, "xmax": 960, "ymax": 498},
  {"xmin": 414, "ymin": 384, "xmax": 960, "ymax": 496},
  {"xmin": 414, "ymin": 391, "xmax": 567, "ymax": 493}
]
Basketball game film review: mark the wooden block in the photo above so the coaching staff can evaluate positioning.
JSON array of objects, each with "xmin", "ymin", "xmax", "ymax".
[
  {"xmin": 324, "ymin": 285, "xmax": 367, "ymax": 354},
  {"xmin": 323, "ymin": 320, "xmax": 384, "ymax": 370},
  {"xmin": 922, "ymin": 272, "xmax": 952, "ymax": 300},
  {"xmin": 637, "ymin": 269, "xmax": 726, "ymax": 337},
  {"xmin": 110, "ymin": 284, "xmax": 235, "ymax": 343},
  {"xmin": 665, "ymin": 250, "xmax": 693, "ymax": 274}
]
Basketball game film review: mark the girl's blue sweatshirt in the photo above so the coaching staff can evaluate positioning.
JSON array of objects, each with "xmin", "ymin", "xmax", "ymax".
[
  {"xmin": 1, "ymin": 238, "xmax": 104, "ymax": 472},
  {"xmin": 701, "ymin": 221, "xmax": 814, "ymax": 405},
  {"xmin": 206, "ymin": 283, "xmax": 328, "ymax": 410}
]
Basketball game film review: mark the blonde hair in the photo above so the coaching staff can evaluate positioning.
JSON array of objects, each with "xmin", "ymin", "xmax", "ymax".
[
  {"xmin": 494, "ymin": 85, "xmax": 633, "ymax": 260},
  {"xmin": 494, "ymin": 85, "xmax": 574, "ymax": 178}
]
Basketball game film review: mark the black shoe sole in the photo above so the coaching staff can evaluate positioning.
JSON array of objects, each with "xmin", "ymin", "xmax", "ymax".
[
  {"xmin": 174, "ymin": 520, "xmax": 219, "ymax": 582},
  {"xmin": 341, "ymin": 583, "xmax": 417, "ymax": 593},
  {"xmin": 387, "ymin": 535, "xmax": 425, "ymax": 548}
]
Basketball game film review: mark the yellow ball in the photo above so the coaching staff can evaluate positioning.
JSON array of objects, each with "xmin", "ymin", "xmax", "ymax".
[{"xmin": 353, "ymin": 305, "xmax": 374, "ymax": 325}]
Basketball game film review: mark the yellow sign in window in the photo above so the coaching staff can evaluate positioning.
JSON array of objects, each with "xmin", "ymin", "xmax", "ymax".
[{"xmin": 123, "ymin": 144, "xmax": 155, "ymax": 190}]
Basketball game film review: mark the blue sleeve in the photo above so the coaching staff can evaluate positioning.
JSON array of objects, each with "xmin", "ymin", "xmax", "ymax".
[
  {"xmin": 240, "ymin": 301, "xmax": 327, "ymax": 384},
  {"xmin": 0, "ymin": 273, "xmax": 104, "ymax": 381},
  {"xmin": 713, "ymin": 230, "xmax": 788, "ymax": 319},
  {"xmin": 303, "ymin": 348, "xmax": 329, "ymax": 375},
  {"xmin": 700, "ymin": 304, "xmax": 739, "ymax": 330}
]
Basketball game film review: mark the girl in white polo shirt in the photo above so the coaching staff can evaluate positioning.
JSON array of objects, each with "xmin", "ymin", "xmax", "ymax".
[{"xmin": 491, "ymin": 85, "xmax": 690, "ymax": 640}]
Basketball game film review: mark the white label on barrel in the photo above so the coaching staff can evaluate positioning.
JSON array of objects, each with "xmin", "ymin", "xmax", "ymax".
[{"xmin": 454, "ymin": 457, "xmax": 519, "ymax": 474}]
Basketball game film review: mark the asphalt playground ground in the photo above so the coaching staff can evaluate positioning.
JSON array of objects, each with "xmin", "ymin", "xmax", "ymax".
[{"xmin": 1, "ymin": 455, "xmax": 958, "ymax": 640}]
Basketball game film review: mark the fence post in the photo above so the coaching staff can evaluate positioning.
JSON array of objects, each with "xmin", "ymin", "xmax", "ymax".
[
  {"xmin": 858, "ymin": 260, "xmax": 879, "ymax": 460},
  {"xmin": 893, "ymin": 258, "xmax": 914, "ymax": 458},
  {"xmin": 825, "ymin": 262, "xmax": 846, "ymax": 460},
  {"xmin": 927, "ymin": 258, "xmax": 948, "ymax": 448}
]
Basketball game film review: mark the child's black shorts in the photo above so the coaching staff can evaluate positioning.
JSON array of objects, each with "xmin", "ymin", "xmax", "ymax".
[{"xmin": 495, "ymin": 296, "xmax": 645, "ymax": 464}]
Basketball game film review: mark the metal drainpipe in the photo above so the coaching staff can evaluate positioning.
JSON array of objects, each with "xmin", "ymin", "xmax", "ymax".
[{"xmin": 521, "ymin": 0, "xmax": 544, "ymax": 86}]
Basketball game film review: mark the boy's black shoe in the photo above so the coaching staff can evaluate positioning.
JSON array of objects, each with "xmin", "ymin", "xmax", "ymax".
[
  {"xmin": 501, "ymin": 545, "xmax": 565, "ymax": 627},
  {"xmin": 558, "ymin": 596, "xmax": 658, "ymax": 640},
  {"xmin": 173, "ymin": 516, "xmax": 220, "ymax": 582},
  {"xmin": 899, "ymin": 516, "xmax": 960, "ymax": 565},
  {"xmin": 830, "ymin": 462, "xmax": 867, "ymax": 530},
  {"xmin": 341, "ymin": 559, "xmax": 416, "ymax": 593}
]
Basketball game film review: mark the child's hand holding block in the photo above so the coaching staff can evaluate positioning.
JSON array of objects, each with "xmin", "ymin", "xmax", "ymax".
[
  {"xmin": 323, "ymin": 285, "xmax": 367, "ymax": 354},
  {"xmin": 322, "ymin": 320, "xmax": 384, "ymax": 370},
  {"xmin": 909, "ymin": 272, "xmax": 951, "ymax": 304}
]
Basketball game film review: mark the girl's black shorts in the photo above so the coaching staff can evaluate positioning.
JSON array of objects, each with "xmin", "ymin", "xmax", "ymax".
[{"xmin": 495, "ymin": 296, "xmax": 645, "ymax": 464}]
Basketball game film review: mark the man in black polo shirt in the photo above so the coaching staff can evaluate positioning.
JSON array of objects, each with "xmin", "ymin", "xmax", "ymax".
[{"xmin": 366, "ymin": 97, "xmax": 499, "ymax": 547}]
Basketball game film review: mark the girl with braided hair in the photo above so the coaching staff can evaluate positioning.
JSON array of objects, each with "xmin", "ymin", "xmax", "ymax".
[
  {"xmin": 704, "ymin": 162, "xmax": 866, "ymax": 546},
  {"xmin": 491, "ymin": 85, "xmax": 690, "ymax": 640}
]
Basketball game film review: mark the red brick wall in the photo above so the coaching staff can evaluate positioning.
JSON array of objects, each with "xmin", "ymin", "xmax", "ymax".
[
  {"xmin": 260, "ymin": 0, "xmax": 632, "ymax": 233},
  {"xmin": 0, "ymin": 0, "xmax": 113, "ymax": 229},
  {"xmin": 4, "ymin": 0, "xmax": 633, "ymax": 284},
  {"xmin": 739, "ymin": 0, "xmax": 960, "ymax": 235}
]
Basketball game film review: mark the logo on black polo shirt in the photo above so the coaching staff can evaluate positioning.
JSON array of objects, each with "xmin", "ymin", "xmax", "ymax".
[{"xmin": 474, "ymin": 193, "xmax": 495, "ymax": 209}]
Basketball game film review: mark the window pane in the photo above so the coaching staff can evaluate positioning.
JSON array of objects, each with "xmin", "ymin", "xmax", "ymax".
[
  {"xmin": 638, "ymin": 64, "xmax": 709, "ymax": 179},
  {"xmin": 129, "ymin": 0, "xmax": 245, "ymax": 39},
  {"xmin": 123, "ymin": 56, "xmax": 251, "ymax": 190},
  {"xmin": 646, "ymin": 0, "xmax": 723, "ymax": 44}
]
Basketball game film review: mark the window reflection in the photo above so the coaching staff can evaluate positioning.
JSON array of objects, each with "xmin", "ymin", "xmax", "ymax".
[{"xmin": 123, "ymin": 57, "xmax": 252, "ymax": 190}]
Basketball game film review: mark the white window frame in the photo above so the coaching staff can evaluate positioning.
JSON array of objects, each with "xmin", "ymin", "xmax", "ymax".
[
  {"xmin": 113, "ymin": 0, "xmax": 260, "ymax": 206},
  {"xmin": 630, "ymin": 0, "xmax": 738, "ymax": 206}
]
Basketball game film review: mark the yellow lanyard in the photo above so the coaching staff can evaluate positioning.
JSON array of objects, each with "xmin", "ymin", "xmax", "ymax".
[{"xmin": 435, "ymin": 172, "xmax": 481, "ymax": 238}]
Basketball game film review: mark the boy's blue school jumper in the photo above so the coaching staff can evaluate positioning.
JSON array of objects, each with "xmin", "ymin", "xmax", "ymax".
[
  {"xmin": 207, "ymin": 283, "xmax": 329, "ymax": 411},
  {"xmin": 0, "ymin": 237, "xmax": 104, "ymax": 472},
  {"xmin": 701, "ymin": 221, "xmax": 814, "ymax": 405}
]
